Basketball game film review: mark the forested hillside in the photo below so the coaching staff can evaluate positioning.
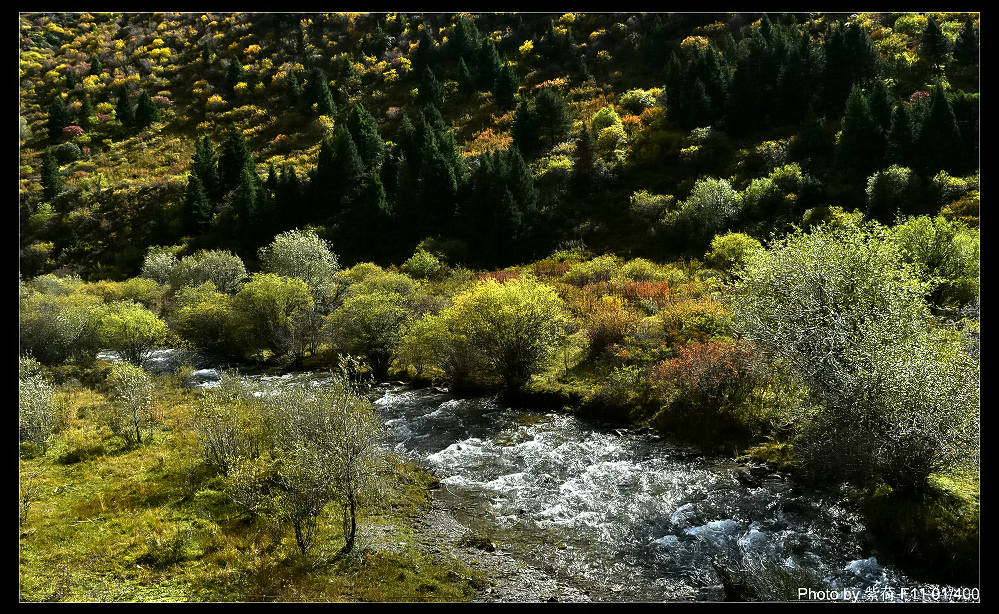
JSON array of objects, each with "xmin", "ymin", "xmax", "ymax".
[
  {"xmin": 19, "ymin": 12, "xmax": 979, "ymax": 277},
  {"xmin": 19, "ymin": 12, "xmax": 979, "ymax": 602}
]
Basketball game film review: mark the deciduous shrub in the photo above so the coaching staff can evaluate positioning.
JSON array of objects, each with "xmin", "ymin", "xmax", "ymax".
[
  {"xmin": 96, "ymin": 301, "xmax": 169, "ymax": 365},
  {"xmin": 19, "ymin": 359, "xmax": 58, "ymax": 453},
  {"xmin": 170, "ymin": 250, "xmax": 248, "ymax": 294},
  {"xmin": 233, "ymin": 274, "xmax": 313, "ymax": 359},
  {"xmin": 733, "ymin": 222, "xmax": 980, "ymax": 492},
  {"xmin": 96, "ymin": 362, "xmax": 155, "ymax": 446},
  {"xmin": 258, "ymin": 229, "xmax": 340, "ymax": 306}
]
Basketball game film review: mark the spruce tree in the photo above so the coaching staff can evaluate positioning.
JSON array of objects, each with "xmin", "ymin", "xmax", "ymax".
[
  {"xmin": 868, "ymin": 79, "xmax": 892, "ymax": 133},
  {"xmin": 115, "ymin": 87, "xmax": 134, "ymax": 129},
  {"xmin": 134, "ymin": 91, "xmax": 159, "ymax": 130},
  {"xmin": 346, "ymin": 103, "xmax": 385, "ymax": 171},
  {"xmin": 533, "ymin": 87, "xmax": 570, "ymax": 148},
  {"xmin": 475, "ymin": 39, "xmax": 502, "ymax": 90},
  {"xmin": 286, "ymin": 70, "xmax": 303, "ymax": 105},
  {"xmin": 332, "ymin": 124, "xmax": 365, "ymax": 190},
  {"xmin": 41, "ymin": 148, "xmax": 63, "ymax": 202},
  {"xmin": 917, "ymin": 84, "xmax": 965, "ymax": 175},
  {"xmin": 838, "ymin": 84, "xmax": 884, "ymax": 179},
  {"xmin": 278, "ymin": 165, "xmax": 304, "ymax": 227},
  {"xmin": 304, "ymin": 67, "xmax": 335, "ymax": 116},
  {"xmin": 457, "ymin": 57, "xmax": 475, "ymax": 94},
  {"xmin": 90, "ymin": 56, "xmax": 102, "ymax": 75},
  {"xmin": 185, "ymin": 171, "xmax": 213, "ymax": 231},
  {"xmin": 191, "ymin": 135, "xmax": 221, "ymax": 201},
  {"xmin": 219, "ymin": 129, "xmax": 254, "ymax": 194},
  {"xmin": 493, "ymin": 62, "xmax": 519, "ymax": 110},
  {"xmin": 886, "ymin": 104, "xmax": 915, "ymax": 168},
  {"xmin": 225, "ymin": 58, "xmax": 245, "ymax": 93},
  {"xmin": 412, "ymin": 27, "xmax": 438, "ymax": 75},
  {"xmin": 233, "ymin": 167, "xmax": 259, "ymax": 247},
  {"xmin": 78, "ymin": 94, "xmax": 95, "ymax": 130},
  {"xmin": 47, "ymin": 95, "xmax": 70, "ymax": 142},
  {"xmin": 570, "ymin": 124, "xmax": 596, "ymax": 196},
  {"xmin": 447, "ymin": 15, "xmax": 480, "ymax": 60},
  {"xmin": 953, "ymin": 20, "xmax": 979, "ymax": 66},
  {"xmin": 511, "ymin": 99, "xmax": 540, "ymax": 156},
  {"xmin": 419, "ymin": 66, "xmax": 444, "ymax": 108},
  {"xmin": 920, "ymin": 16, "xmax": 950, "ymax": 73}
]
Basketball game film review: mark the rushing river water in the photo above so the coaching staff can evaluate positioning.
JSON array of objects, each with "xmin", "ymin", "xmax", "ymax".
[{"xmin": 100, "ymin": 351, "xmax": 973, "ymax": 601}]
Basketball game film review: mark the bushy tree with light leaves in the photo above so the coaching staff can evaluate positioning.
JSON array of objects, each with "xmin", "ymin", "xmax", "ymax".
[
  {"xmin": 233, "ymin": 273, "xmax": 314, "ymax": 359},
  {"xmin": 258, "ymin": 229, "xmax": 340, "ymax": 308},
  {"xmin": 139, "ymin": 246, "xmax": 181, "ymax": 285},
  {"xmin": 96, "ymin": 301, "xmax": 169, "ymax": 365},
  {"xmin": 670, "ymin": 177, "xmax": 743, "ymax": 247},
  {"xmin": 19, "ymin": 358, "xmax": 58, "ymax": 452},
  {"xmin": 194, "ymin": 371, "xmax": 272, "ymax": 476},
  {"xmin": 733, "ymin": 222, "xmax": 980, "ymax": 492},
  {"xmin": 265, "ymin": 361, "xmax": 385, "ymax": 555},
  {"xmin": 97, "ymin": 362, "xmax": 155, "ymax": 446},
  {"xmin": 170, "ymin": 249, "xmax": 248, "ymax": 294}
]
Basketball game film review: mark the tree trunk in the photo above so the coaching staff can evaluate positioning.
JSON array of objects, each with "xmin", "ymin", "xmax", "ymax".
[{"xmin": 341, "ymin": 491, "xmax": 357, "ymax": 554}]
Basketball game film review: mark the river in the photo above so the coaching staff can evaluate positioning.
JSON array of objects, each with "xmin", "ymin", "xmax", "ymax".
[{"xmin": 106, "ymin": 351, "xmax": 975, "ymax": 601}]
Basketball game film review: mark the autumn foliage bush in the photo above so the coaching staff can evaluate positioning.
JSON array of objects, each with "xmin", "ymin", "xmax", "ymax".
[{"xmin": 649, "ymin": 339, "xmax": 769, "ymax": 444}]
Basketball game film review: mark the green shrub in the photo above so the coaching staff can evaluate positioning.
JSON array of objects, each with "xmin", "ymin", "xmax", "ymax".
[
  {"xmin": 96, "ymin": 301, "xmax": 169, "ymax": 364},
  {"xmin": 170, "ymin": 250, "xmax": 248, "ymax": 294}
]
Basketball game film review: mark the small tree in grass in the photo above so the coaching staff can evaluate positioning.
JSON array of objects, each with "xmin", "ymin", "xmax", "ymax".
[
  {"xmin": 266, "ymin": 360, "xmax": 385, "ymax": 555},
  {"xmin": 19, "ymin": 358, "xmax": 58, "ymax": 453},
  {"xmin": 99, "ymin": 363, "xmax": 155, "ymax": 446}
]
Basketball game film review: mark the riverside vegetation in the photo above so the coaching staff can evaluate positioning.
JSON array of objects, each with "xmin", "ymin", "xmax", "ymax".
[{"xmin": 20, "ymin": 11, "xmax": 978, "ymax": 601}]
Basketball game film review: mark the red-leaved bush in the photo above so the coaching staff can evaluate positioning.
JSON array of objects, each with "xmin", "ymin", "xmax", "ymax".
[{"xmin": 650, "ymin": 340, "xmax": 763, "ymax": 410}]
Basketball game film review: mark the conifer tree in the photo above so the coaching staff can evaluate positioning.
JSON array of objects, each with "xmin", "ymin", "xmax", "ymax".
[
  {"xmin": 447, "ymin": 15, "xmax": 480, "ymax": 60},
  {"xmin": 78, "ymin": 94, "xmax": 95, "ymax": 130},
  {"xmin": 134, "ymin": 91, "xmax": 159, "ymax": 130},
  {"xmin": 419, "ymin": 67, "xmax": 444, "ymax": 108},
  {"xmin": 457, "ymin": 57, "xmax": 475, "ymax": 94},
  {"xmin": 920, "ymin": 16, "xmax": 950, "ymax": 73},
  {"xmin": 475, "ymin": 39, "xmax": 502, "ymax": 90},
  {"xmin": 89, "ymin": 56, "xmax": 102, "ymax": 75},
  {"xmin": 953, "ymin": 20, "xmax": 979, "ymax": 66},
  {"xmin": 191, "ymin": 135, "xmax": 221, "ymax": 201},
  {"xmin": 286, "ymin": 70, "xmax": 303, "ymax": 105},
  {"xmin": 511, "ymin": 99, "xmax": 540, "ymax": 156},
  {"xmin": 47, "ymin": 95, "xmax": 70, "ymax": 142},
  {"xmin": 331, "ymin": 123, "xmax": 365, "ymax": 190},
  {"xmin": 533, "ymin": 87, "xmax": 571, "ymax": 148},
  {"xmin": 917, "ymin": 84, "xmax": 965, "ymax": 175},
  {"xmin": 304, "ymin": 67, "xmax": 335, "ymax": 116},
  {"xmin": 868, "ymin": 79, "xmax": 892, "ymax": 133},
  {"xmin": 225, "ymin": 58, "xmax": 245, "ymax": 93},
  {"xmin": 219, "ymin": 129, "xmax": 255, "ymax": 194},
  {"xmin": 41, "ymin": 148, "xmax": 63, "ymax": 202},
  {"xmin": 115, "ymin": 87, "xmax": 134, "ymax": 129},
  {"xmin": 570, "ymin": 123, "xmax": 596, "ymax": 196},
  {"xmin": 838, "ymin": 84, "xmax": 884, "ymax": 178},
  {"xmin": 493, "ymin": 62, "xmax": 519, "ymax": 109},
  {"xmin": 278, "ymin": 165, "xmax": 303, "ymax": 227},
  {"xmin": 233, "ymin": 166, "xmax": 260, "ymax": 246},
  {"xmin": 886, "ymin": 104, "xmax": 915, "ymax": 168},
  {"xmin": 412, "ymin": 27, "xmax": 438, "ymax": 75},
  {"xmin": 185, "ymin": 171, "xmax": 213, "ymax": 231},
  {"xmin": 346, "ymin": 103, "xmax": 385, "ymax": 171}
]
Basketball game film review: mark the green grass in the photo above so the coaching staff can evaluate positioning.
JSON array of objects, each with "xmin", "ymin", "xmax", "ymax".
[
  {"xmin": 858, "ymin": 469, "xmax": 980, "ymax": 585},
  {"xmin": 19, "ymin": 377, "xmax": 481, "ymax": 602}
]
